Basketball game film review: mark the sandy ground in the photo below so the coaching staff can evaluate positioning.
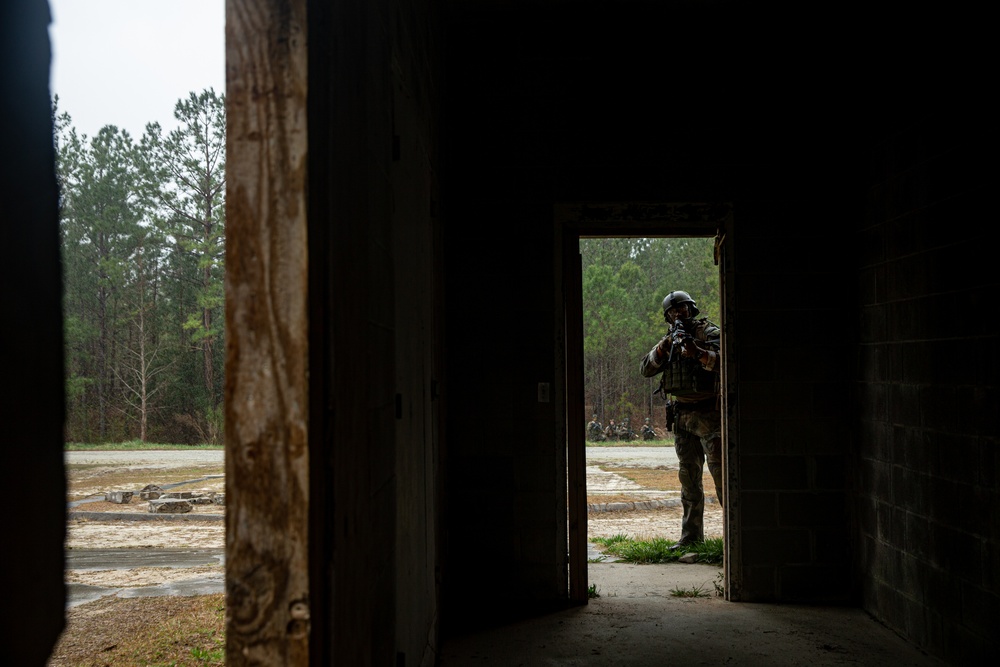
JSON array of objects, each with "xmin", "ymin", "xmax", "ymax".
[
  {"xmin": 589, "ymin": 502, "xmax": 724, "ymax": 542},
  {"xmin": 66, "ymin": 515, "xmax": 225, "ymax": 588},
  {"xmin": 64, "ymin": 563, "xmax": 223, "ymax": 588},
  {"xmin": 65, "ymin": 504, "xmax": 720, "ymax": 589},
  {"xmin": 67, "ymin": 519, "xmax": 225, "ymax": 550},
  {"xmin": 65, "ymin": 450, "xmax": 226, "ymax": 589},
  {"xmin": 64, "ymin": 448, "xmax": 718, "ymax": 589},
  {"xmin": 66, "ymin": 504, "xmax": 719, "ymax": 550}
]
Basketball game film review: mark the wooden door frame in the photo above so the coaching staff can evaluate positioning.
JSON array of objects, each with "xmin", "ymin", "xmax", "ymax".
[{"xmin": 556, "ymin": 202, "xmax": 736, "ymax": 603}]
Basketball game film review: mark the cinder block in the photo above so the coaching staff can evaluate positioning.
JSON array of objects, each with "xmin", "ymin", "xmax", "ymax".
[
  {"xmin": 104, "ymin": 491, "xmax": 133, "ymax": 504},
  {"xmin": 148, "ymin": 499, "xmax": 192, "ymax": 514}
]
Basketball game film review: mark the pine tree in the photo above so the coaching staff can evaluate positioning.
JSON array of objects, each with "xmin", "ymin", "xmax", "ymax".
[
  {"xmin": 57, "ymin": 114, "xmax": 150, "ymax": 441},
  {"xmin": 145, "ymin": 89, "xmax": 226, "ymax": 438},
  {"xmin": 580, "ymin": 237, "xmax": 719, "ymax": 427}
]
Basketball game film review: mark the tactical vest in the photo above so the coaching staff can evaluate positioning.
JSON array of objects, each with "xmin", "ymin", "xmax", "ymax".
[{"xmin": 659, "ymin": 357, "xmax": 717, "ymax": 396}]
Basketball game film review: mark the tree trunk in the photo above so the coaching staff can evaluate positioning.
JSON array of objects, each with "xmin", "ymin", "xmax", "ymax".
[{"xmin": 203, "ymin": 198, "xmax": 215, "ymax": 405}]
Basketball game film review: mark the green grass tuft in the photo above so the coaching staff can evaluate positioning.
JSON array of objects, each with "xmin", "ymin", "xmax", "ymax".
[
  {"xmin": 589, "ymin": 536, "xmax": 723, "ymax": 565},
  {"xmin": 65, "ymin": 440, "xmax": 223, "ymax": 451},
  {"xmin": 586, "ymin": 438, "xmax": 675, "ymax": 447},
  {"xmin": 590, "ymin": 533, "xmax": 630, "ymax": 548},
  {"xmin": 670, "ymin": 584, "xmax": 708, "ymax": 598}
]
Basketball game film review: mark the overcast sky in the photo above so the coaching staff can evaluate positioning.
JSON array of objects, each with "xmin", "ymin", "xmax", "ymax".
[{"xmin": 48, "ymin": 0, "xmax": 225, "ymax": 140}]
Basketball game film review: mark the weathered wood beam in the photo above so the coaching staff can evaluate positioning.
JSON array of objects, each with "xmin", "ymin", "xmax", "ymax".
[{"xmin": 225, "ymin": 0, "xmax": 309, "ymax": 663}]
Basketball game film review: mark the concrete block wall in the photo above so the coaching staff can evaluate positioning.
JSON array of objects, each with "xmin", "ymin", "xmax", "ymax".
[
  {"xmin": 439, "ymin": 1, "xmax": 867, "ymax": 616},
  {"xmin": 440, "ymin": 10, "xmax": 572, "ymax": 627},
  {"xmin": 729, "ymin": 197, "xmax": 854, "ymax": 602},
  {"xmin": 442, "ymin": 198, "xmax": 566, "ymax": 624},
  {"xmin": 856, "ymin": 103, "xmax": 998, "ymax": 662}
]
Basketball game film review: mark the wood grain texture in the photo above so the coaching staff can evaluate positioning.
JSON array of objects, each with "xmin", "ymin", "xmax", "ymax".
[{"xmin": 224, "ymin": 0, "xmax": 309, "ymax": 663}]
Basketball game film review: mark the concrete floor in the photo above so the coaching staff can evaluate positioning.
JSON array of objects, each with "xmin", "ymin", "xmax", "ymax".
[{"xmin": 438, "ymin": 562, "xmax": 946, "ymax": 666}]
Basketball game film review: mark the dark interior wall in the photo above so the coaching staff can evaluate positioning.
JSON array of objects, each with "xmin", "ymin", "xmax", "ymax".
[
  {"xmin": 310, "ymin": 0, "xmax": 396, "ymax": 660},
  {"xmin": 308, "ymin": 0, "xmax": 441, "ymax": 664},
  {"xmin": 439, "ymin": 0, "xmax": 862, "ymax": 621},
  {"xmin": 0, "ymin": 1, "xmax": 66, "ymax": 664},
  {"xmin": 7, "ymin": 0, "xmax": 995, "ymax": 663},
  {"xmin": 388, "ymin": 1, "xmax": 443, "ymax": 664},
  {"xmin": 727, "ymin": 195, "xmax": 854, "ymax": 601},
  {"xmin": 856, "ymin": 100, "xmax": 997, "ymax": 661}
]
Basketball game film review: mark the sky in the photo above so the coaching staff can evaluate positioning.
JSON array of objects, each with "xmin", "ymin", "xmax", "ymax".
[{"xmin": 48, "ymin": 0, "xmax": 225, "ymax": 140}]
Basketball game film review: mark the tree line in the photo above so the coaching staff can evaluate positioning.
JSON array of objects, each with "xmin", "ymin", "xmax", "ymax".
[
  {"xmin": 581, "ymin": 237, "xmax": 719, "ymax": 429},
  {"xmin": 55, "ymin": 89, "xmax": 225, "ymax": 444}
]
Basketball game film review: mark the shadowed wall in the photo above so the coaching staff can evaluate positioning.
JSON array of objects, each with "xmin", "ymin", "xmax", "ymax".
[{"xmin": 2, "ymin": 2, "xmax": 995, "ymax": 665}]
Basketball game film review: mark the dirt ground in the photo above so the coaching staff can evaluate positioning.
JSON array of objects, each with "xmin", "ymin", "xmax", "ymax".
[
  {"xmin": 65, "ymin": 501, "xmax": 720, "ymax": 589},
  {"xmin": 55, "ymin": 449, "xmax": 721, "ymax": 666},
  {"xmin": 64, "ymin": 451, "xmax": 720, "ymax": 588},
  {"xmin": 589, "ymin": 502, "xmax": 724, "ymax": 542},
  {"xmin": 65, "ymin": 457, "xmax": 225, "ymax": 588}
]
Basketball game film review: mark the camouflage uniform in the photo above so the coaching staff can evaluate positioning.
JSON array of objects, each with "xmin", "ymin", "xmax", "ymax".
[
  {"xmin": 640, "ymin": 419, "xmax": 656, "ymax": 440},
  {"xmin": 587, "ymin": 416, "xmax": 604, "ymax": 441},
  {"xmin": 640, "ymin": 314, "xmax": 723, "ymax": 546}
]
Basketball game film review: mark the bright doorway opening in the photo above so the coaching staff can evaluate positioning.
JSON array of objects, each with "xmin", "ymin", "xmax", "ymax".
[{"xmin": 579, "ymin": 236, "xmax": 723, "ymax": 594}]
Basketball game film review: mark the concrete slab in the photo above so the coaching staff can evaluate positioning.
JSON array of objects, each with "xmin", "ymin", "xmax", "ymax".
[
  {"xmin": 65, "ymin": 549, "xmax": 225, "ymax": 608},
  {"xmin": 440, "ymin": 563, "xmax": 946, "ymax": 666},
  {"xmin": 66, "ymin": 548, "xmax": 224, "ymax": 571},
  {"xmin": 587, "ymin": 561, "xmax": 722, "ymax": 598}
]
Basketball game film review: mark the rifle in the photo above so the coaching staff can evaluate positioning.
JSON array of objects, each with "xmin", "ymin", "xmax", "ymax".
[{"xmin": 667, "ymin": 318, "xmax": 693, "ymax": 363}]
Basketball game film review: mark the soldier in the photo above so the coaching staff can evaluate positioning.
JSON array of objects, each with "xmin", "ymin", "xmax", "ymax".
[
  {"xmin": 586, "ymin": 414, "xmax": 604, "ymax": 441},
  {"xmin": 620, "ymin": 418, "xmax": 636, "ymax": 441},
  {"xmin": 640, "ymin": 417, "xmax": 656, "ymax": 441},
  {"xmin": 640, "ymin": 290, "xmax": 722, "ymax": 549},
  {"xmin": 604, "ymin": 419, "xmax": 618, "ymax": 441}
]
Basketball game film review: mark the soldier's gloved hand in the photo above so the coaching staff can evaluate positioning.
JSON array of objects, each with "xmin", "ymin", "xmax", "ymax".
[
  {"xmin": 657, "ymin": 336, "xmax": 671, "ymax": 357},
  {"xmin": 681, "ymin": 338, "xmax": 701, "ymax": 358}
]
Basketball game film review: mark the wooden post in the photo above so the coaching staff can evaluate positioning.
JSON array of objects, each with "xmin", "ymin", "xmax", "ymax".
[{"xmin": 225, "ymin": 0, "xmax": 309, "ymax": 663}]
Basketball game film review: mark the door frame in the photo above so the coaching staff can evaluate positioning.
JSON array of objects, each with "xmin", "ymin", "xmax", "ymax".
[{"xmin": 556, "ymin": 202, "xmax": 737, "ymax": 603}]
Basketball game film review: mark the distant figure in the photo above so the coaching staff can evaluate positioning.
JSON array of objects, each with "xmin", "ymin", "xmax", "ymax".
[
  {"xmin": 640, "ymin": 417, "xmax": 656, "ymax": 441},
  {"xmin": 604, "ymin": 419, "xmax": 618, "ymax": 441},
  {"xmin": 586, "ymin": 414, "xmax": 605, "ymax": 441}
]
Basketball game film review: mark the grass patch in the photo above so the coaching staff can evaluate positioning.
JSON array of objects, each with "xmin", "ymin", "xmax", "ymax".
[
  {"xmin": 589, "ymin": 536, "xmax": 724, "ymax": 565},
  {"xmin": 66, "ymin": 441, "xmax": 223, "ymax": 451},
  {"xmin": 587, "ymin": 584, "xmax": 601, "ymax": 598},
  {"xmin": 670, "ymin": 584, "xmax": 709, "ymax": 598},
  {"xmin": 48, "ymin": 593, "xmax": 225, "ymax": 666},
  {"xmin": 591, "ymin": 533, "xmax": 630, "ymax": 548},
  {"xmin": 586, "ymin": 439, "xmax": 674, "ymax": 448}
]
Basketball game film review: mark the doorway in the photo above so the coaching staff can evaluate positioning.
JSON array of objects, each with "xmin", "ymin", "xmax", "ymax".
[{"xmin": 557, "ymin": 202, "xmax": 736, "ymax": 603}]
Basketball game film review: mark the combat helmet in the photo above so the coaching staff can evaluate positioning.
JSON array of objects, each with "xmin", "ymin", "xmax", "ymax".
[{"xmin": 661, "ymin": 290, "xmax": 700, "ymax": 320}]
